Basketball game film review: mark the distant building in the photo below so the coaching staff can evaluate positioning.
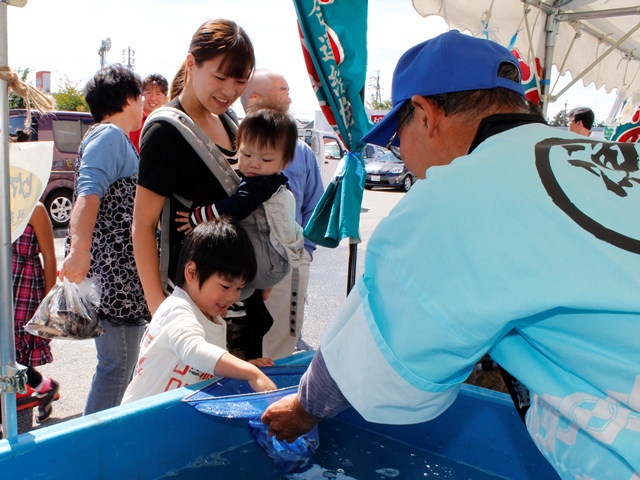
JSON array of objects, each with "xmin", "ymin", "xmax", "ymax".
[{"xmin": 35, "ymin": 71, "xmax": 51, "ymax": 93}]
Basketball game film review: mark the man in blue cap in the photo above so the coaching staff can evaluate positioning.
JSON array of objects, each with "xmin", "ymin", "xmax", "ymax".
[{"xmin": 263, "ymin": 31, "xmax": 640, "ymax": 479}]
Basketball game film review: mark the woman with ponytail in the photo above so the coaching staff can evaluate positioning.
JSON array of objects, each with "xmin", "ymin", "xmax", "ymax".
[{"xmin": 133, "ymin": 19, "xmax": 254, "ymax": 315}]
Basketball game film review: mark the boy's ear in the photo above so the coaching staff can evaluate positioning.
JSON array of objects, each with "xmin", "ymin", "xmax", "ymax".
[{"xmin": 184, "ymin": 261, "xmax": 198, "ymax": 285}]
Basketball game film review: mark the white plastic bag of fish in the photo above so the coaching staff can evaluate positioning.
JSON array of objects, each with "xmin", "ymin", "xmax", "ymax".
[{"xmin": 25, "ymin": 278, "xmax": 104, "ymax": 340}]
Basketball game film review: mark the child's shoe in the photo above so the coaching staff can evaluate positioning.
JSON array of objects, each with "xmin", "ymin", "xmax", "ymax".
[
  {"xmin": 16, "ymin": 385, "xmax": 39, "ymax": 411},
  {"xmin": 36, "ymin": 378, "xmax": 60, "ymax": 422}
]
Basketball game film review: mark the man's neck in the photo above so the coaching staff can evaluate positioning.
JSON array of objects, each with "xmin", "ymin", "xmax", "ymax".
[
  {"xmin": 466, "ymin": 111, "xmax": 545, "ymax": 154},
  {"xmin": 447, "ymin": 106, "xmax": 530, "ymax": 158}
]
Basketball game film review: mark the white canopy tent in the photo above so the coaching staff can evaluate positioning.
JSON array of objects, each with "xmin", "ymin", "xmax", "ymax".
[{"xmin": 412, "ymin": 0, "xmax": 640, "ymax": 116}]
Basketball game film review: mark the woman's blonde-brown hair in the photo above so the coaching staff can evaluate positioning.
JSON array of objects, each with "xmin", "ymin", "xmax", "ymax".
[{"xmin": 170, "ymin": 18, "xmax": 255, "ymax": 99}]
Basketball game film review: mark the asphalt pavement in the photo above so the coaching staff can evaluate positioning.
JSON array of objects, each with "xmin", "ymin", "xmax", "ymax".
[{"xmin": 22, "ymin": 187, "xmax": 406, "ymax": 433}]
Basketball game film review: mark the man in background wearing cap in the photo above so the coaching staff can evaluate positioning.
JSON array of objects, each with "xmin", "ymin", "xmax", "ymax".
[{"xmin": 263, "ymin": 30, "xmax": 640, "ymax": 479}]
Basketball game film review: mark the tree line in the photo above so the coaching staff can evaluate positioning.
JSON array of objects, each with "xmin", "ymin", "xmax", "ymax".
[{"xmin": 9, "ymin": 68, "xmax": 89, "ymax": 112}]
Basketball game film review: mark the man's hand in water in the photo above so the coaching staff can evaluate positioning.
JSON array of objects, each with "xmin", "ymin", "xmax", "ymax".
[{"xmin": 262, "ymin": 394, "xmax": 319, "ymax": 443}]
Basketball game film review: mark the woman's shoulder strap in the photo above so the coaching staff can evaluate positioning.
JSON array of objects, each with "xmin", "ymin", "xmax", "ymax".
[{"xmin": 143, "ymin": 107, "xmax": 239, "ymax": 196}]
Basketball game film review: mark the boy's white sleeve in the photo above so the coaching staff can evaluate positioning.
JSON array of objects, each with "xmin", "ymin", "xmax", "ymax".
[{"xmin": 166, "ymin": 308, "xmax": 227, "ymax": 374}]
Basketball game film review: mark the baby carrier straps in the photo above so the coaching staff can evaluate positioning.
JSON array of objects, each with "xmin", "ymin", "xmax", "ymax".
[
  {"xmin": 141, "ymin": 107, "xmax": 290, "ymax": 298},
  {"xmin": 141, "ymin": 107, "xmax": 239, "ymax": 295}
]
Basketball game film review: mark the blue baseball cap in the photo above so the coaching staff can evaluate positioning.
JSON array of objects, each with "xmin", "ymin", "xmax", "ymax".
[{"xmin": 361, "ymin": 30, "xmax": 525, "ymax": 147}]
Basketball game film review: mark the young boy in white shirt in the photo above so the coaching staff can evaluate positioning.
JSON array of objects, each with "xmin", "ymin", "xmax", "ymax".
[{"xmin": 122, "ymin": 219, "xmax": 276, "ymax": 404}]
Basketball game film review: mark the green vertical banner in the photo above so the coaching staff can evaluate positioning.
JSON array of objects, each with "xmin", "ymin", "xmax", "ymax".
[
  {"xmin": 293, "ymin": 0, "xmax": 373, "ymax": 152},
  {"xmin": 294, "ymin": 0, "xmax": 372, "ymax": 256}
]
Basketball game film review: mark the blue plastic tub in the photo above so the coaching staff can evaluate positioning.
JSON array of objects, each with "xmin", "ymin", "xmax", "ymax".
[{"xmin": 0, "ymin": 351, "xmax": 559, "ymax": 479}]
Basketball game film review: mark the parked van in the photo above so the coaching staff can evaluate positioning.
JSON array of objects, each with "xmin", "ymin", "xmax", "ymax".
[
  {"xmin": 298, "ymin": 128, "xmax": 384, "ymax": 187},
  {"xmin": 298, "ymin": 128, "xmax": 344, "ymax": 187},
  {"xmin": 9, "ymin": 109, "xmax": 95, "ymax": 227}
]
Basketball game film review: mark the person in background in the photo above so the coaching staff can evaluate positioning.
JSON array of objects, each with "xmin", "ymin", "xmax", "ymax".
[
  {"xmin": 240, "ymin": 69, "xmax": 324, "ymax": 360},
  {"xmin": 122, "ymin": 219, "xmax": 275, "ymax": 405},
  {"xmin": 262, "ymin": 31, "xmax": 640, "ymax": 480},
  {"xmin": 133, "ymin": 18, "xmax": 254, "ymax": 317},
  {"xmin": 567, "ymin": 106, "xmax": 594, "ymax": 136},
  {"xmin": 129, "ymin": 73, "xmax": 168, "ymax": 151},
  {"xmin": 12, "ymin": 202, "xmax": 59, "ymax": 422},
  {"xmin": 60, "ymin": 64, "xmax": 150, "ymax": 414}
]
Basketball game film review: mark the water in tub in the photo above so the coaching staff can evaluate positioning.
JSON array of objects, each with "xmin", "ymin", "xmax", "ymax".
[{"xmin": 157, "ymin": 417, "xmax": 507, "ymax": 479}]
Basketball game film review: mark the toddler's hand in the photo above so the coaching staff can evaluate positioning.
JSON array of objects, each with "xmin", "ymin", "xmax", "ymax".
[
  {"xmin": 262, "ymin": 288, "xmax": 272, "ymax": 301},
  {"xmin": 176, "ymin": 211, "xmax": 193, "ymax": 233}
]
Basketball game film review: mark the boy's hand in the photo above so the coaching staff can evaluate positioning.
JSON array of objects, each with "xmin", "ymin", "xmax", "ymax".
[
  {"xmin": 248, "ymin": 357, "xmax": 275, "ymax": 367},
  {"xmin": 176, "ymin": 211, "xmax": 193, "ymax": 233},
  {"xmin": 213, "ymin": 353, "xmax": 276, "ymax": 393},
  {"xmin": 261, "ymin": 288, "xmax": 272, "ymax": 301},
  {"xmin": 249, "ymin": 369, "xmax": 277, "ymax": 392}
]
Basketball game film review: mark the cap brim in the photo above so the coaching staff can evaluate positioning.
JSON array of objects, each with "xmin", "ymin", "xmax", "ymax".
[{"xmin": 360, "ymin": 100, "xmax": 406, "ymax": 147}]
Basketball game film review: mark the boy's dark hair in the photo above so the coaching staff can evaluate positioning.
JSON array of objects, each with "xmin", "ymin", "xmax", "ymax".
[
  {"xmin": 84, "ymin": 64, "xmax": 142, "ymax": 122},
  {"xmin": 143, "ymin": 73, "xmax": 169, "ymax": 96},
  {"xmin": 175, "ymin": 217, "xmax": 257, "ymax": 288},
  {"xmin": 237, "ymin": 108, "xmax": 298, "ymax": 165},
  {"xmin": 568, "ymin": 106, "xmax": 595, "ymax": 131}
]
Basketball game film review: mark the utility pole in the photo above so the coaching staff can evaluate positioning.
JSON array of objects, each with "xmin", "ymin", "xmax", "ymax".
[
  {"xmin": 99, "ymin": 38, "xmax": 111, "ymax": 69},
  {"xmin": 367, "ymin": 70, "xmax": 381, "ymax": 104},
  {"xmin": 122, "ymin": 47, "xmax": 135, "ymax": 69}
]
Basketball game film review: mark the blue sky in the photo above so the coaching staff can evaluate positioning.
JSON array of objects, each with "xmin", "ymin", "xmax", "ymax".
[{"xmin": 7, "ymin": 0, "xmax": 615, "ymax": 123}]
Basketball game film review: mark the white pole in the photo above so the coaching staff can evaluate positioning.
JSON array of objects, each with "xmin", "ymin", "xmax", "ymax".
[{"xmin": 0, "ymin": 0, "xmax": 26, "ymax": 439}]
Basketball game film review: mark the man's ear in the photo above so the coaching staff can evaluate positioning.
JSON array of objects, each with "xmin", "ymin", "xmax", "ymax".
[{"xmin": 411, "ymin": 95, "xmax": 441, "ymax": 138}]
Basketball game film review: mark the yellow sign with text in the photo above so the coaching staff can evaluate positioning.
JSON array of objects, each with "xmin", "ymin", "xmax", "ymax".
[{"xmin": 9, "ymin": 142, "xmax": 53, "ymax": 242}]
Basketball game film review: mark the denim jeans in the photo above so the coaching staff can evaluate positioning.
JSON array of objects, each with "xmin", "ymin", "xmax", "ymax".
[{"xmin": 84, "ymin": 318, "xmax": 146, "ymax": 415}]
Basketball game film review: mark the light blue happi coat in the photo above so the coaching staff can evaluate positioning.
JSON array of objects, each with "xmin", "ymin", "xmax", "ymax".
[{"xmin": 321, "ymin": 123, "xmax": 640, "ymax": 480}]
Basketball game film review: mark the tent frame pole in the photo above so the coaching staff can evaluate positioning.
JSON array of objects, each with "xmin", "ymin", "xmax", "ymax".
[
  {"xmin": 540, "ymin": 8, "xmax": 558, "ymax": 118},
  {"xmin": 0, "ymin": 0, "xmax": 28, "ymax": 440},
  {"xmin": 523, "ymin": 0, "xmax": 640, "ymax": 116},
  {"xmin": 550, "ymin": 21, "xmax": 640, "ymax": 102}
]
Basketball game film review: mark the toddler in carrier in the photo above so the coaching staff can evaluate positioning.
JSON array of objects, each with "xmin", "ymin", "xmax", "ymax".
[{"xmin": 178, "ymin": 108, "xmax": 304, "ymax": 298}]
